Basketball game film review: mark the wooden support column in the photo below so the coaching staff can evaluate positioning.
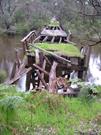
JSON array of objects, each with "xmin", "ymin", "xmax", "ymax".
[
  {"xmin": 21, "ymin": 42, "xmax": 26, "ymax": 55},
  {"xmin": 36, "ymin": 70, "xmax": 48, "ymax": 90},
  {"xmin": 35, "ymin": 49, "xmax": 40, "ymax": 65},
  {"xmin": 10, "ymin": 49, "xmax": 21, "ymax": 80},
  {"xmin": 51, "ymin": 36, "xmax": 55, "ymax": 43},
  {"xmin": 48, "ymin": 61, "xmax": 58, "ymax": 93},
  {"xmin": 26, "ymin": 70, "xmax": 32, "ymax": 91},
  {"xmin": 34, "ymin": 49, "xmax": 41, "ymax": 88},
  {"xmin": 59, "ymin": 37, "xmax": 62, "ymax": 43},
  {"xmin": 78, "ymin": 58, "xmax": 85, "ymax": 79},
  {"xmin": 43, "ymin": 36, "xmax": 48, "ymax": 42},
  {"xmin": 10, "ymin": 62, "xmax": 17, "ymax": 80},
  {"xmin": 39, "ymin": 59, "xmax": 47, "ymax": 88},
  {"xmin": 26, "ymin": 55, "xmax": 32, "ymax": 91},
  {"xmin": 82, "ymin": 45, "xmax": 91, "ymax": 80},
  {"xmin": 15, "ymin": 49, "xmax": 21, "ymax": 68}
]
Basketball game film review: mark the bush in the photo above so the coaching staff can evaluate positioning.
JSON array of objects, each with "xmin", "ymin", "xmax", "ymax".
[
  {"xmin": 78, "ymin": 84, "xmax": 97, "ymax": 102},
  {"xmin": 0, "ymin": 70, "xmax": 7, "ymax": 83}
]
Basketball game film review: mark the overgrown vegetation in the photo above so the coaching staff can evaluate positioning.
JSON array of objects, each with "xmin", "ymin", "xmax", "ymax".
[
  {"xmin": 30, "ymin": 43, "xmax": 82, "ymax": 57},
  {"xmin": 0, "ymin": 84, "xmax": 101, "ymax": 135},
  {"xmin": 0, "ymin": 70, "xmax": 7, "ymax": 83}
]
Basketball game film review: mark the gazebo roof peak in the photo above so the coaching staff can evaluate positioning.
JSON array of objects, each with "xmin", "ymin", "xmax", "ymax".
[{"xmin": 49, "ymin": 17, "xmax": 60, "ymax": 27}]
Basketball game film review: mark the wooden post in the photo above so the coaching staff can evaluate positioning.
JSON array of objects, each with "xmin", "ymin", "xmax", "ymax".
[
  {"xmin": 26, "ymin": 70, "xmax": 32, "ymax": 91},
  {"xmin": 35, "ymin": 49, "xmax": 40, "ymax": 65},
  {"xmin": 10, "ymin": 62, "xmax": 17, "ymax": 80},
  {"xmin": 36, "ymin": 70, "xmax": 48, "ymax": 90},
  {"xmin": 78, "ymin": 58, "xmax": 85, "ymax": 79},
  {"xmin": 15, "ymin": 49, "xmax": 21, "ymax": 68},
  {"xmin": 26, "ymin": 55, "xmax": 32, "ymax": 91},
  {"xmin": 84, "ymin": 46, "xmax": 91, "ymax": 80},
  {"xmin": 39, "ymin": 59, "xmax": 47, "ymax": 88},
  {"xmin": 51, "ymin": 36, "xmax": 55, "ymax": 43},
  {"xmin": 22, "ymin": 42, "xmax": 26, "ymax": 55},
  {"xmin": 48, "ymin": 61, "xmax": 58, "ymax": 93}
]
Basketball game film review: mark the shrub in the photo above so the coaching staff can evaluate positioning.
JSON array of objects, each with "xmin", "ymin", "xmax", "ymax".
[
  {"xmin": 0, "ymin": 96, "xmax": 24, "ymax": 124},
  {"xmin": 0, "ymin": 70, "xmax": 7, "ymax": 83},
  {"xmin": 78, "ymin": 84, "xmax": 96, "ymax": 102}
]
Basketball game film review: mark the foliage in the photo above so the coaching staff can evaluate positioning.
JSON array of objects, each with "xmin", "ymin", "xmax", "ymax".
[
  {"xmin": 0, "ymin": 70, "xmax": 7, "ymax": 83},
  {"xmin": 15, "ymin": 23, "xmax": 30, "ymax": 35},
  {"xmin": 0, "ymin": 0, "xmax": 100, "ymax": 37},
  {"xmin": 0, "ymin": 84, "xmax": 101, "ymax": 135}
]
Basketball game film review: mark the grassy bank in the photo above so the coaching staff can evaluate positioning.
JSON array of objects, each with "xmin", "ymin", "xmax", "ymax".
[{"xmin": 0, "ymin": 84, "xmax": 101, "ymax": 135}]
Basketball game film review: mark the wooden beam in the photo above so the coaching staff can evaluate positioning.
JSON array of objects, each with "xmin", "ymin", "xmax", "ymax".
[
  {"xmin": 15, "ymin": 49, "xmax": 21, "ymax": 68},
  {"xmin": 32, "ymin": 64, "xmax": 49, "ymax": 76},
  {"xmin": 21, "ymin": 31, "xmax": 36, "ymax": 42},
  {"xmin": 7, "ymin": 67, "xmax": 32, "ymax": 85},
  {"xmin": 10, "ymin": 62, "xmax": 17, "ymax": 80},
  {"xmin": 43, "ymin": 55, "xmax": 51, "ymax": 65},
  {"xmin": 33, "ymin": 35, "xmax": 41, "ymax": 43},
  {"xmin": 7, "ymin": 63, "xmax": 49, "ymax": 85},
  {"xmin": 36, "ymin": 70, "xmax": 48, "ymax": 90},
  {"xmin": 43, "ymin": 36, "xmax": 48, "ymax": 42},
  {"xmin": 32, "ymin": 46, "xmax": 78, "ymax": 66},
  {"xmin": 59, "ymin": 37, "xmax": 62, "ymax": 43},
  {"xmin": 51, "ymin": 36, "xmax": 55, "ymax": 43}
]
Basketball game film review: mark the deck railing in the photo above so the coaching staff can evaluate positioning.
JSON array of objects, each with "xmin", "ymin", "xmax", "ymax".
[{"xmin": 21, "ymin": 31, "xmax": 36, "ymax": 55}]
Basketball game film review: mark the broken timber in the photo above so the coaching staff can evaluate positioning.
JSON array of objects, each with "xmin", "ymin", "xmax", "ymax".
[{"xmin": 9, "ymin": 18, "xmax": 88, "ymax": 94}]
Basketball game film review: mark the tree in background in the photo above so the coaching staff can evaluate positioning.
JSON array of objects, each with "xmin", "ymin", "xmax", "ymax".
[{"xmin": 0, "ymin": 0, "xmax": 100, "ymax": 40}]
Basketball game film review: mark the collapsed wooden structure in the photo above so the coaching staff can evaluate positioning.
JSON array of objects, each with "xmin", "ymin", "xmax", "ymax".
[{"xmin": 8, "ymin": 19, "xmax": 89, "ymax": 94}]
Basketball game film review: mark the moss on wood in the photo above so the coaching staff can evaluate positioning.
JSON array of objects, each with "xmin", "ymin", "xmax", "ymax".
[{"xmin": 30, "ymin": 43, "xmax": 83, "ymax": 57}]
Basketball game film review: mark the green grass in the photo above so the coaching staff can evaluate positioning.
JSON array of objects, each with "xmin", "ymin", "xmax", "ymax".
[
  {"xmin": 30, "ymin": 43, "xmax": 82, "ymax": 57},
  {"xmin": 0, "ymin": 85, "xmax": 101, "ymax": 135}
]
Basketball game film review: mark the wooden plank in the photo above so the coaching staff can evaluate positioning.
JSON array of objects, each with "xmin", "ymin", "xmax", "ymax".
[
  {"xmin": 7, "ymin": 67, "xmax": 32, "ymax": 84},
  {"xmin": 21, "ymin": 31, "xmax": 36, "ymax": 42},
  {"xmin": 32, "ymin": 64, "xmax": 49, "ymax": 76},
  {"xmin": 7, "ymin": 63, "xmax": 49, "ymax": 85}
]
